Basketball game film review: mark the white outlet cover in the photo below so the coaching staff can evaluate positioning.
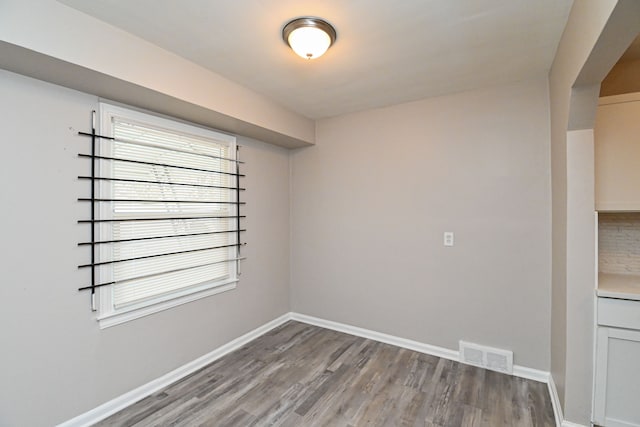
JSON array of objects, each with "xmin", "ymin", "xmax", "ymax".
[{"xmin": 444, "ymin": 232, "xmax": 454, "ymax": 246}]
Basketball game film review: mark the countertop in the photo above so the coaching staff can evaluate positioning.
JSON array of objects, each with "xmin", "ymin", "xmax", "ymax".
[{"xmin": 598, "ymin": 273, "xmax": 640, "ymax": 301}]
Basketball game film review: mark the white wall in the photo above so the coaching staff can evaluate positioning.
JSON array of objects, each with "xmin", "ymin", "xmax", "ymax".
[
  {"xmin": 290, "ymin": 79, "xmax": 552, "ymax": 370},
  {"xmin": 0, "ymin": 70, "xmax": 291, "ymax": 426}
]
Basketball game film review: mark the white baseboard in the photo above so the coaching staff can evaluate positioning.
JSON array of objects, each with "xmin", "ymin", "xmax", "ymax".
[
  {"xmin": 513, "ymin": 364, "xmax": 551, "ymax": 383},
  {"xmin": 59, "ymin": 311, "xmax": 576, "ymax": 427},
  {"xmin": 289, "ymin": 312, "xmax": 550, "ymax": 383},
  {"xmin": 289, "ymin": 312, "xmax": 459, "ymax": 361},
  {"xmin": 56, "ymin": 313, "xmax": 292, "ymax": 427},
  {"xmin": 602, "ymin": 418, "xmax": 640, "ymax": 427},
  {"xmin": 548, "ymin": 373, "xmax": 565, "ymax": 427},
  {"xmin": 547, "ymin": 374, "xmax": 589, "ymax": 427}
]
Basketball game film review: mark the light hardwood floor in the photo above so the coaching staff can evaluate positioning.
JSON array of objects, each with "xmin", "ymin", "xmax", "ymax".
[{"xmin": 95, "ymin": 321, "xmax": 555, "ymax": 427}]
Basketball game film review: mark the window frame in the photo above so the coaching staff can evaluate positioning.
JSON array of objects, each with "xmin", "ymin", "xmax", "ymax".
[{"xmin": 96, "ymin": 103, "xmax": 239, "ymax": 329}]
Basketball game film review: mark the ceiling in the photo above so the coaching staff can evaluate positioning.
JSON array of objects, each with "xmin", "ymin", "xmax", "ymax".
[{"xmin": 58, "ymin": 0, "xmax": 573, "ymax": 120}]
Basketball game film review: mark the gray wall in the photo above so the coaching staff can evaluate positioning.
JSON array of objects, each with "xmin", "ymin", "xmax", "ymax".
[
  {"xmin": 0, "ymin": 70, "xmax": 291, "ymax": 426},
  {"xmin": 290, "ymin": 79, "xmax": 552, "ymax": 370},
  {"xmin": 565, "ymin": 129, "xmax": 596, "ymax": 423},
  {"xmin": 549, "ymin": 1, "xmax": 640, "ymax": 423},
  {"xmin": 548, "ymin": 0, "xmax": 618, "ymax": 412}
]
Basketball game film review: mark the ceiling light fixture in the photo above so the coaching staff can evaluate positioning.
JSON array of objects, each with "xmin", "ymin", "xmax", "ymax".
[{"xmin": 282, "ymin": 17, "xmax": 337, "ymax": 60}]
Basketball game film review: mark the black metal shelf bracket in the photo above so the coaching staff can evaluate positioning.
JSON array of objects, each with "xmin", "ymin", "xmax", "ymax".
[{"xmin": 89, "ymin": 112, "xmax": 97, "ymax": 310}]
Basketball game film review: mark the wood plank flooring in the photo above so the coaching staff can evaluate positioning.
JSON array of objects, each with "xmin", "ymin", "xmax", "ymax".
[{"xmin": 95, "ymin": 321, "xmax": 555, "ymax": 427}]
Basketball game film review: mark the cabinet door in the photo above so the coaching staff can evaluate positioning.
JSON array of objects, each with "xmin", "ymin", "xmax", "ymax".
[
  {"xmin": 595, "ymin": 96, "xmax": 640, "ymax": 211},
  {"xmin": 594, "ymin": 326, "xmax": 640, "ymax": 426}
]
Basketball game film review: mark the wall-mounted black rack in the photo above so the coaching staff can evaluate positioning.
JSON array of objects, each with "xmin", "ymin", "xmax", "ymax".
[{"xmin": 77, "ymin": 111, "xmax": 246, "ymax": 310}]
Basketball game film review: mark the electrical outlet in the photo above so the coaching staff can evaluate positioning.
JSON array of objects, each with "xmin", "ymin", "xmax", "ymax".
[{"xmin": 444, "ymin": 232, "xmax": 454, "ymax": 246}]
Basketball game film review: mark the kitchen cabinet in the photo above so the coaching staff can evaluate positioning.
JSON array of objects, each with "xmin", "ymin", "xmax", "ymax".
[
  {"xmin": 595, "ymin": 92, "xmax": 640, "ymax": 211},
  {"xmin": 594, "ymin": 296, "xmax": 640, "ymax": 427}
]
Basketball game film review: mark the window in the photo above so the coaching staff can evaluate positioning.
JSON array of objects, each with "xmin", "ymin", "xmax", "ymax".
[{"xmin": 96, "ymin": 104, "xmax": 239, "ymax": 328}]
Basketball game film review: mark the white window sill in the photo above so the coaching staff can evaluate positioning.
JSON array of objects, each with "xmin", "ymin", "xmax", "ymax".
[{"xmin": 97, "ymin": 280, "xmax": 238, "ymax": 329}]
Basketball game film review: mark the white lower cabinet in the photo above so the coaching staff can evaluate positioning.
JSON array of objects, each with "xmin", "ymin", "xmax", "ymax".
[{"xmin": 594, "ymin": 298, "xmax": 640, "ymax": 427}]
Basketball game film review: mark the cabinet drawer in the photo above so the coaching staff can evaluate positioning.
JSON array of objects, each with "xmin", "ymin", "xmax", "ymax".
[{"xmin": 598, "ymin": 297, "xmax": 640, "ymax": 329}]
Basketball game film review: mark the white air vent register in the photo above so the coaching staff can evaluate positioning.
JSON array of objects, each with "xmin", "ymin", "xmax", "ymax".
[{"xmin": 459, "ymin": 341, "xmax": 513, "ymax": 374}]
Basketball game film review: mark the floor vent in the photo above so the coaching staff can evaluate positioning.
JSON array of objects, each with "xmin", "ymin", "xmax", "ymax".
[{"xmin": 459, "ymin": 341, "xmax": 513, "ymax": 374}]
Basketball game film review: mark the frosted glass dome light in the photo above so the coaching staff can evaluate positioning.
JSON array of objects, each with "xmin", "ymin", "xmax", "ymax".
[{"xmin": 283, "ymin": 17, "xmax": 337, "ymax": 60}]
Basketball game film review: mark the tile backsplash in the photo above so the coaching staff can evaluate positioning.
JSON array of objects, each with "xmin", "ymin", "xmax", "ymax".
[{"xmin": 599, "ymin": 213, "xmax": 640, "ymax": 275}]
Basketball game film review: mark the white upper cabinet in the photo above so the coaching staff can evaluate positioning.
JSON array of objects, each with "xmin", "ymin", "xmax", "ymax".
[{"xmin": 595, "ymin": 92, "xmax": 640, "ymax": 211}]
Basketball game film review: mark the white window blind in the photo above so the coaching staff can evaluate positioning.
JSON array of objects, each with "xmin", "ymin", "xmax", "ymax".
[{"xmin": 96, "ymin": 104, "xmax": 239, "ymax": 323}]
